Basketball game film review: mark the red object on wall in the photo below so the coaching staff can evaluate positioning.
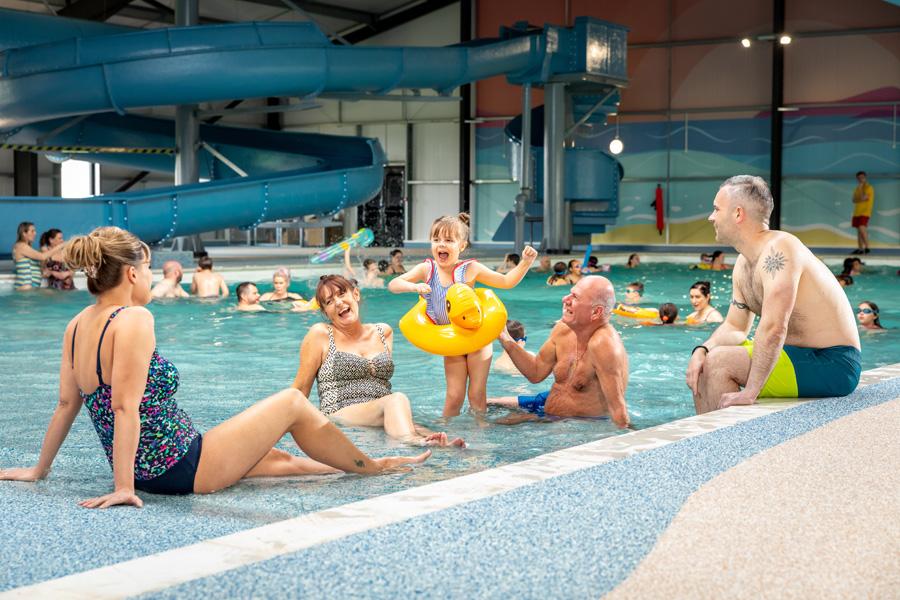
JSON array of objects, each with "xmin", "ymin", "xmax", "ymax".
[{"xmin": 654, "ymin": 184, "xmax": 664, "ymax": 235}]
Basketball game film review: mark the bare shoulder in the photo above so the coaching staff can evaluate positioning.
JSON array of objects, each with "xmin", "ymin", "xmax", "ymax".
[
  {"xmin": 306, "ymin": 322, "xmax": 330, "ymax": 340},
  {"xmin": 376, "ymin": 323, "xmax": 393, "ymax": 337},
  {"xmin": 589, "ymin": 324, "xmax": 624, "ymax": 354}
]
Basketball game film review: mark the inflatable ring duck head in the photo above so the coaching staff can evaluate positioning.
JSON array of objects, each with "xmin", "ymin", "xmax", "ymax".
[{"xmin": 446, "ymin": 283, "xmax": 483, "ymax": 330}]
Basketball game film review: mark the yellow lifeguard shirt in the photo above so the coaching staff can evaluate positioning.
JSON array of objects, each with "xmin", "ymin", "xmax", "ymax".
[{"xmin": 852, "ymin": 183, "xmax": 874, "ymax": 217}]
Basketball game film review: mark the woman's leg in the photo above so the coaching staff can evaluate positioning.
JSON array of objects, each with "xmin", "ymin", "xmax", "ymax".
[
  {"xmin": 465, "ymin": 344, "xmax": 494, "ymax": 413},
  {"xmin": 244, "ymin": 448, "xmax": 339, "ymax": 477},
  {"xmin": 193, "ymin": 388, "xmax": 429, "ymax": 493},
  {"xmin": 443, "ymin": 355, "xmax": 469, "ymax": 417},
  {"xmin": 334, "ymin": 395, "xmax": 465, "ymax": 447}
]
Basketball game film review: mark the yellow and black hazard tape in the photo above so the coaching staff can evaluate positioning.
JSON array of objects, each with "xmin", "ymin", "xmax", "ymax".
[{"xmin": 1, "ymin": 143, "xmax": 174, "ymax": 155}]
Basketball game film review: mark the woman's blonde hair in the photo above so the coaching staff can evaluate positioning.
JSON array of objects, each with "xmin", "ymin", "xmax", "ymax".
[
  {"xmin": 15, "ymin": 221, "xmax": 34, "ymax": 243},
  {"xmin": 273, "ymin": 267, "xmax": 291, "ymax": 282},
  {"xmin": 429, "ymin": 212, "xmax": 470, "ymax": 246},
  {"xmin": 64, "ymin": 227, "xmax": 149, "ymax": 295}
]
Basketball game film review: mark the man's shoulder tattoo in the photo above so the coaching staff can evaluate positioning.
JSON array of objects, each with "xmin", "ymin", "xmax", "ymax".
[
  {"xmin": 762, "ymin": 250, "xmax": 786, "ymax": 279},
  {"xmin": 731, "ymin": 298, "xmax": 749, "ymax": 310}
]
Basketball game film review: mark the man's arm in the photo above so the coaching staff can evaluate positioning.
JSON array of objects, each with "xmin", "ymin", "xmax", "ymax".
[
  {"xmin": 497, "ymin": 322, "xmax": 558, "ymax": 384},
  {"xmin": 589, "ymin": 334, "xmax": 629, "ymax": 428},
  {"xmin": 218, "ymin": 275, "xmax": 229, "ymax": 298},
  {"xmin": 729, "ymin": 241, "xmax": 801, "ymax": 403}
]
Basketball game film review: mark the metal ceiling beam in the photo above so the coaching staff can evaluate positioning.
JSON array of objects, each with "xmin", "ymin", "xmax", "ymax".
[
  {"xmin": 238, "ymin": 0, "xmax": 376, "ymax": 25},
  {"xmin": 341, "ymin": 0, "xmax": 459, "ymax": 45},
  {"xmin": 57, "ymin": 0, "xmax": 134, "ymax": 20}
]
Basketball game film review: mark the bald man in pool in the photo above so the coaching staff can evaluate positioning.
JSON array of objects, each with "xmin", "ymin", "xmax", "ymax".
[
  {"xmin": 686, "ymin": 176, "xmax": 861, "ymax": 413},
  {"xmin": 488, "ymin": 276, "xmax": 630, "ymax": 428}
]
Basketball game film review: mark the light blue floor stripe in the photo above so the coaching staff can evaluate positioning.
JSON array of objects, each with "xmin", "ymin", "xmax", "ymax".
[{"xmin": 139, "ymin": 378, "xmax": 899, "ymax": 599}]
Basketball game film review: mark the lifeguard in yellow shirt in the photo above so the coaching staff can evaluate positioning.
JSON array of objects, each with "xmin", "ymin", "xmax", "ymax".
[{"xmin": 851, "ymin": 170, "xmax": 874, "ymax": 254}]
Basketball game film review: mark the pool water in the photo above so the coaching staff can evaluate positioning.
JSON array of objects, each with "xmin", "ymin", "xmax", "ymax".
[{"xmin": 0, "ymin": 263, "xmax": 896, "ymax": 521}]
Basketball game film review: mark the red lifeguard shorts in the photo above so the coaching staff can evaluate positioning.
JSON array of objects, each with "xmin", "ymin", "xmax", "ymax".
[{"xmin": 852, "ymin": 215, "xmax": 869, "ymax": 228}]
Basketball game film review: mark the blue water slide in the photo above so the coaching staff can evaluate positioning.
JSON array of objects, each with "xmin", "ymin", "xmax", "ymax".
[{"xmin": 0, "ymin": 10, "xmax": 627, "ymax": 252}]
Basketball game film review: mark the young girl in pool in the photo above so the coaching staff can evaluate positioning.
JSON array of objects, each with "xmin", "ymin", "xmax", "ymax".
[{"xmin": 389, "ymin": 213, "xmax": 537, "ymax": 416}]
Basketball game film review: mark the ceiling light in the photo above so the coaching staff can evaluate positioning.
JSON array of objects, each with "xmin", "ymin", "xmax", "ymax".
[
  {"xmin": 740, "ymin": 38, "xmax": 751, "ymax": 48},
  {"xmin": 609, "ymin": 115, "xmax": 624, "ymax": 155},
  {"xmin": 779, "ymin": 34, "xmax": 792, "ymax": 45}
]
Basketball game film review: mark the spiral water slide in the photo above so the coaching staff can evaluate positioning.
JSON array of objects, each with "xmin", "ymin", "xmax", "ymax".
[{"xmin": 0, "ymin": 10, "xmax": 626, "ymax": 252}]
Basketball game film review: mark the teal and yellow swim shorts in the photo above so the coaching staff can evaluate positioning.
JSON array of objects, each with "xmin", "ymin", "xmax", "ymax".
[{"xmin": 743, "ymin": 341, "xmax": 861, "ymax": 398}]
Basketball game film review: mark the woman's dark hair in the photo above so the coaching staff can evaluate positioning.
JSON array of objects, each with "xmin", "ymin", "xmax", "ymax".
[
  {"xmin": 711, "ymin": 251, "xmax": 724, "ymax": 260},
  {"xmin": 390, "ymin": 248, "xmax": 403, "ymax": 258},
  {"xmin": 506, "ymin": 253, "xmax": 520, "ymax": 266},
  {"xmin": 587, "ymin": 256, "xmax": 599, "ymax": 267},
  {"xmin": 506, "ymin": 319, "xmax": 525, "ymax": 340},
  {"xmin": 363, "ymin": 258, "xmax": 376, "ymax": 269},
  {"xmin": 315, "ymin": 275, "xmax": 357, "ymax": 312},
  {"xmin": 627, "ymin": 253, "xmax": 639, "ymax": 266},
  {"xmin": 659, "ymin": 303, "xmax": 678, "ymax": 324},
  {"xmin": 836, "ymin": 274, "xmax": 854, "ymax": 286},
  {"xmin": 16, "ymin": 221, "xmax": 34, "ymax": 244},
  {"xmin": 378, "ymin": 259, "xmax": 389, "ymax": 272},
  {"xmin": 690, "ymin": 280, "xmax": 711, "ymax": 298},
  {"xmin": 553, "ymin": 261, "xmax": 567, "ymax": 275},
  {"xmin": 856, "ymin": 170, "xmax": 866, "ymax": 178},
  {"xmin": 860, "ymin": 301, "xmax": 883, "ymax": 328},
  {"xmin": 842, "ymin": 257, "xmax": 861, "ymax": 275},
  {"xmin": 236, "ymin": 281, "xmax": 256, "ymax": 301},
  {"xmin": 39, "ymin": 228, "xmax": 62, "ymax": 248},
  {"xmin": 64, "ymin": 226, "xmax": 149, "ymax": 295},
  {"xmin": 567, "ymin": 259, "xmax": 580, "ymax": 270}
]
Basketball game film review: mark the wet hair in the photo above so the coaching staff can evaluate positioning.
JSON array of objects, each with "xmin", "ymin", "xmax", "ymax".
[
  {"xmin": 587, "ymin": 256, "xmax": 599, "ymax": 267},
  {"xmin": 16, "ymin": 221, "xmax": 34, "ymax": 243},
  {"xmin": 856, "ymin": 171, "xmax": 866, "ymax": 178},
  {"xmin": 711, "ymin": 251, "xmax": 724, "ymax": 261},
  {"xmin": 505, "ymin": 253, "xmax": 521, "ymax": 266},
  {"xmin": 363, "ymin": 258, "xmax": 377, "ymax": 269},
  {"xmin": 627, "ymin": 253, "xmax": 640, "ymax": 267},
  {"xmin": 430, "ymin": 212, "xmax": 470, "ymax": 246},
  {"xmin": 836, "ymin": 274, "xmax": 854, "ymax": 287},
  {"xmin": 315, "ymin": 274, "xmax": 357, "ymax": 312},
  {"xmin": 719, "ymin": 175, "xmax": 774, "ymax": 225},
  {"xmin": 690, "ymin": 281, "xmax": 712, "ymax": 298},
  {"xmin": 626, "ymin": 281, "xmax": 644, "ymax": 295},
  {"xmin": 236, "ymin": 281, "xmax": 257, "ymax": 301},
  {"xmin": 552, "ymin": 261, "xmax": 567, "ymax": 275},
  {"xmin": 39, "ymin": 228, "xmax": 62, "ymax": 248},
  {"xmin": 859, "ymin": 301, "xmax": 882, "ymax": 328},
  {"xmin": 198, "ymin": 255, "xmax": 213, "ymax": 270},
  {"xmin": 506, "ymin": 319, "xmax": 525, "ymax": 340},
  {"xmin": 64, "ymin": 226, "xmax": 150, "ymax": 295},
  {"xmin": 378, "ymin": 259, "xmax": 389, "ymax": 272},
  {"xmin": 568, "ymin": 259, "xmax": 580, "ymax": 270},
  {"xmin": 841, "ymin": 257, "xmax": 861, "ymax": 275},
  {"xmin": 659, "ymin": 303, "xmax": 678, "ymax": 324},
  {"xmin": 390, "ymin": 248, "xmax": 403, "ymax": 258},
  {"xmin": 273, "ymin": 267, "xmax": 291, "ymax": 282}
]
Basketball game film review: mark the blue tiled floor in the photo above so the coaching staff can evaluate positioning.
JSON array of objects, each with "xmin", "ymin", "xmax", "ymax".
[{"xmin": 139, "ymin": 378, "xmax": 899, "ymax": 599}]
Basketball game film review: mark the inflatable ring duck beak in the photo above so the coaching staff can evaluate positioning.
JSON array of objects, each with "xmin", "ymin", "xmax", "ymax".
[{"xmin": 446, "ymin": 283, "xmax": 483, "ymax": 330}]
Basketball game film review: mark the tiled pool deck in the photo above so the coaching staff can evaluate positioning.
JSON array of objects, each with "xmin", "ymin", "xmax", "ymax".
[{"xmin": 2, "ymin": 363, "xmax": 898, "ymax": 599}]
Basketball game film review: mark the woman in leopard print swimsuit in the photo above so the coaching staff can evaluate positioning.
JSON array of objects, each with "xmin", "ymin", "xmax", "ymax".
[{"xmin": 292, "ymin": 275, "xmax": 465, "ymax": 448}]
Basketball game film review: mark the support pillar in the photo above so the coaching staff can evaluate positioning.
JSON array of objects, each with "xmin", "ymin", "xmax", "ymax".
[
  {"xmin": 13, "ymin": 151, "xmax": 38, "ymax": 196},
  {"xmin": 769, "ymin": 0, "xmax": 785, "ymax": 229},
  {"xmin": 514, "ymin": 84, "xmax": 532, "ymax": 252},
  {"xmin": 543, "ymin": 83, "xmax": 568, "ymax": 253}
]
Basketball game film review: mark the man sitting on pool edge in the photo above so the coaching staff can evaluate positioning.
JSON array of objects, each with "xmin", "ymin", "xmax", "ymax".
[
  {"xmin": 487, "ymin": 276, "xmax": 630, "ymax": 428},
  {"xmin": 686, "ymin": 175, "xmax": 861, "ymax": 413}
]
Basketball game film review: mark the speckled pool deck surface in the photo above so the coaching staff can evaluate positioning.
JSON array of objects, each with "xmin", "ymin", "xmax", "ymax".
[{"xmin": 2, "ymin": 364, "xmax": 899, "ymax": 599}]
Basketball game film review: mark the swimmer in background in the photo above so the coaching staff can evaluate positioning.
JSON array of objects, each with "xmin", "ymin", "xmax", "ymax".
[
  {"xmin": 614, "ymin": 282, "xmax": 652, "ymax": 316},
  {"xmin": 389, "ymin": 212, "xmax": 537, "ymax": 416},
  {"xmin": 836, "ymin": 274, "xmax": 854, "ymax": 288},
  {"xmin": 383, "ymin": 248, "xmax": 406, "ymax": 275},
  {"xmin": 493, "ymin": 320, "xmax": 534, "ymax": 375},
  {"xmin": 497, "ymin": 253, "xmax": 520, "ymax": 274},
  {"xmin": 841, "ymin": 257, "xmax": 863, "ymax": 277},
  {"xmin": 566, "ymin": 259, "xmax": 583, "ymax": 284},
  {"xmin": 626, "ymin": 253, "xmax": 641, "ymax": 268},
  {"xmin": 709, "ymin": 250, "xmax": 731, "ymax": 270},
  {"xmin": 685, "ymin": 281, "xmax": 724, "ymax": 324},
  {"xmin": 190, "ymin": 255, "xmax": 229, "ymax": 298},
  {"xmin": 260, "ymin": 268, "xmax": 304, "ymax": 302},
  {"xmin": 535, "ymin": 255, "xmax": 553, "ymax": 273},
  {"xmin": 343, "ymin": 246, "xmax": 384, "ymax": 289},
  {"xmin": 649, "ymin": 303, "xmax": 678, "ymax": 325},
  {"xmin": 547, "ymin": 261, "xmax": 569, "ymax": 286},
  {"xmin": 582, "ymin": 256, "xmax": 610, "ymax": 273},
  {"xmin": 857, "ymin": 301, "xmax": 884, "ymax": 331},
  {"xmin": 236, "ymin": 282, "xmax": 265, "ymax": 312},
  {"xmin": 151, "ymin": 261, "xmax": 190, "ymax": 299}
]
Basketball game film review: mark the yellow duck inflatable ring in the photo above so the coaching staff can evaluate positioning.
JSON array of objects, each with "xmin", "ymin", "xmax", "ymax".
[
  {"xmin": 612, "ymin": 303, "xmax": 660, "ymax": 320},
  {"xmin": 399, "ymin": 284, "xmax": 507, "ymax": 356}
]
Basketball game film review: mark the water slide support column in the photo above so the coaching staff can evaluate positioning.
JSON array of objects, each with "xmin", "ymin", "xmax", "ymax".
[
  {"xmin": 174, "ymin": 0, "xmax": 203, "ymax": 253},
  {"xmin": 543, "ymin": 82, "xmax": 568, "ymax": 253},
  {"xmin": 514, "ymin": 84, "xmax": 532, "ymax": 252}
]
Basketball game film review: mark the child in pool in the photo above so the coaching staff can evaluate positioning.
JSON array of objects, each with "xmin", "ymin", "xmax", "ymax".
[
  {"xmin": 389, "ymin": 213, "xmax": 537, "ymax": 416},
  {"xmin": 546, "ymin": 262, "xmax": 569, "ymax": 286},
  {"xmin": 493, "ymin": 319, "xmax": 534, "ymax": 375},
  {"xmin": 641, "ymin": 302, "xmax": 678, "ymax": 326}
]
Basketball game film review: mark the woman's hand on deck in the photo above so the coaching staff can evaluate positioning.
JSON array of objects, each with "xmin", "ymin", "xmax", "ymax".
[{"xmin": 79, "ymin": 489, "xmax": 144, "ymax": 509}]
